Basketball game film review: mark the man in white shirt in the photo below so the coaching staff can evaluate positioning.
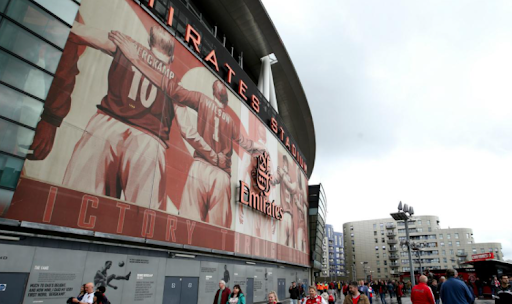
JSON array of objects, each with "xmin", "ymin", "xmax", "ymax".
[{"xmin": 73, "ymin": 282, "xmax": 94, "ymax": 304}]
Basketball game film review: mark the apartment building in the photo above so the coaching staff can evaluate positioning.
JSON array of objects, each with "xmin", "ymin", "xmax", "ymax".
[
  {"xmin": 343, "ymin": 215, "xmax": 503, "ymax": 281},
  {"xmin": 321, "ymin": 225, "xmax": 346, "ymax": 279}
]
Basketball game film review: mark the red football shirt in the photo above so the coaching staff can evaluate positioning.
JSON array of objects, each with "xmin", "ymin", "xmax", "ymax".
[
  {"xmin": 352, "ymin": 295, "xmax": 360, "ymax": 304},
  {"xmin": 99, "ymin": 46, "xmax": 175, "ymax": 142}
]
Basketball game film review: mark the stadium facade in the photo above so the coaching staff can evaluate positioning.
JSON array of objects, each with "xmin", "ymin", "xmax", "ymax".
[{"xmin": 0, "ymin": 0, "xmax": 316, "ymax": 303}]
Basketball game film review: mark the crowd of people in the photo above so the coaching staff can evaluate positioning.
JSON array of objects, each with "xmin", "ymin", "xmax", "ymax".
[
  {"xmin": 308, "ymin": 269, "xmax": 512, "ymax": 304},
  {"xmin": 69, "ymin": 271, "xmax": 511, "ymax": 304}
]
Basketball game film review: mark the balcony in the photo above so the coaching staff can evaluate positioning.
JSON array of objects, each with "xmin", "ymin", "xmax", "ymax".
[
  {"xmin": 387, "ymin": 232, "xmax": 396, "ymax": 237},
  {"xmin": 456, "ymin": 252, "xmax": 468, "ymax": 257},
  {"xmin": 389, "ymin": 254, "xmax": 399, "ymax": 260},
  {"xmin": 386, "ymin": 224, "xmax": 396, "ymax": 229},
  {"xmin": 389, "ymin": 248, "xmax": 398, "ymax": 252},
  {"xmin": 389, "ymin": 263, "xmax": 399, "ymax": 268},
  {"xmin": 387, "ymin": 239, "xmax": 398, "ymax": 244}
]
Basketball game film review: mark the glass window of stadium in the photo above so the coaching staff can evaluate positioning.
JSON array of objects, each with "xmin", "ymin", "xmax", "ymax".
[{"xmin": 0, "ymin": 0, "xmax": 79, "ymax": 212}]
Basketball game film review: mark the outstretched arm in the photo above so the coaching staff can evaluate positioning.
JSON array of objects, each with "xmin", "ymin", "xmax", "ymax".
[
  {"xmin": 70, "ymin": 22, "xmax": 116, "ymax": 55},
  {"xmin": 109, "ymin": 31, "xmax": 204, "ymax": 110}
]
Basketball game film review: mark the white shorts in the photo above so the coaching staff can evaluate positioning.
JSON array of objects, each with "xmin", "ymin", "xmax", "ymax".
[
  {"xmin": 179, "ymin": 159, "xmax": 231, "ymax": 228},
  {"xmin": 63, "ymin": 112, "xmax": 165, "ymax": 209},
  {"xmin": 279, "ymin": 211, "xmax": 294, "ymax": 247}
]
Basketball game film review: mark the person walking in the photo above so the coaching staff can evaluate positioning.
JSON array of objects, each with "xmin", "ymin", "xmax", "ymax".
[
  {"xmin": 213, "ymin": 280, "xmax": 231, "ymax": 304},
  {"xmin": 387, "ymin": 281, "xmax": 394, "ymax": 302},
  {"xmin": 495, "ymin": 275, "xmax": 512, "ymax": 304},
  {"xmin": 328, "ymin": 290, "xmax": 336, "ymax": 304},
  {"xmin": 492, "ymin": 276, "xmax": 500, "ymax": 296},
  {"xmin": 475, "ymin": 277, "xmax": 483, "ymax": 298},
  {"xmin": 366, "ymin": 282, "xmax": 373, "ymax": 304},
  {"xmin": 411, "ymin": 275, "xmax": 435, "ymax": 304},
  {"xmin": 343, "ymin": 281, "xmax": 370, "ymax": 304},
  {"xmin": 396, "ymin": 281, "xmax": 404, "ymax": 304},
  {"xmin": 343, "ymin": 283, "xmax": 349, "ymax": 297},
  {"xmin": 227, "ymin": 284, "xmax": 245, "ymax": 304},
  {"xmin": 358, "ymin": 281, "xmax": 369, "ymax": 299},
  {"xmin": 267, "ymin": 291, "xmax": 281, "ymax": 304},
  {"xmin": 77, "ymin": 284, "xmax": 86, "ymax": 302},
  {"xmin": 72, "ymin": 283, "xmax": 94, "ymax": 304},
  {"xmin": 304, "ymin": 286, "xmax": 327, "ymax": 304},
  {"xmin": 289, "ymin": 282, "xmax": 300, "ymax": 304},
  {"xmin": 439, "ymin": 269, "xmax": 474, "ymax": 304},
  {"xmin": 430, "ymin": 279, "xmax": 440, "ymax": 304},
  {"xmin": 378, "ymin": 280, "xmax": 387, "ymax": 304}
]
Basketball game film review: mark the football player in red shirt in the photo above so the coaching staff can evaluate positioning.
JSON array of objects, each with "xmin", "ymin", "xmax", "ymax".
[
  {"xmin": 109, "ymin": 31, "xmax": 265, "ymax": 228},
  {"xmin": 29, "ymin": 22, "xmax": 222, "ymax": 210}
]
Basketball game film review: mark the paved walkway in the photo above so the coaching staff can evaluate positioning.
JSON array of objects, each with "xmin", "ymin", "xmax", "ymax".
[{"xmin": 332, "ymin": 294, "xmax": 494, "ymax": 304}]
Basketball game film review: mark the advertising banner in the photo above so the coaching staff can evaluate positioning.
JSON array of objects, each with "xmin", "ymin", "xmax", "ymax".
[
  {"xmin": 471, "ymin": 252, "xmax": 494, "ymax": 261},
  {"xmin": 4, "ymin": 0, "xmax": 309, "ymax": 266}
]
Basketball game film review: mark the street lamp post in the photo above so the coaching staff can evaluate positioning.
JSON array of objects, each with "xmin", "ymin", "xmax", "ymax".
[{"xmin": 391, "ymin": 201, "xmax": 416, "ymax": 286}]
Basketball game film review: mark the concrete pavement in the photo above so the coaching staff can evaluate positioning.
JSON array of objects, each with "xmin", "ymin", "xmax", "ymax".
[{"xmin": 333, "ymin": 293, "xmax": 495, "ymax": 304}]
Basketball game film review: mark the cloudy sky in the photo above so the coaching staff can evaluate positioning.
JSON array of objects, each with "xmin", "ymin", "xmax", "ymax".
[{"xmin": 262, "ymin": 0, "xmax": 512, "ymax": 259}]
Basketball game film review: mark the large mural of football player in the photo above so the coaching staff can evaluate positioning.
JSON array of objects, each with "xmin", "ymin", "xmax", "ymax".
[
  {"xmin": 294, "ymin": 167, "xmax": 309, "ymax": 252},
  {"xmin": 108, "ymin": 31, "xmax": 265, "ymax": 228},
  {"xmin": 272, "ymin": 145, "xmax": 308, "ymax": 250},
  {"xmin": 273, "ymin": 154, "xmax": 296, "ymax": 247},
  {"xmin": 26, "ymin": 13, "xmax": 225, "ymax": 210},
  {"xmin": 237, "ymin": 112, "xmax": 279, "ymax": 240}
]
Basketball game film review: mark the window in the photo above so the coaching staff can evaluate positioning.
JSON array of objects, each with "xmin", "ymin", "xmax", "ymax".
[
  {"xmin": 350, "ymin": 226, "xmax": 353, "ymax": 230},
  {"xmin": 383, "ymin": 246, "xmax": 386, "ymax": 251},
  {"xmin": 417, "ymin": 220, "xmax": 422, "ymax": 225},
  {"xmin": 0, "ymin": 153, "xmax": 24, "ymax": 189},
  {"xmin": 6, "ymin": 0, "xmax": 73, "ymax": 48},
  {"xmin": 448, "ymin": 241, "xmax": 452, "ymax": 247},
  {"xmin": 0, "ymin": 84, "xmax": 43, "ymax": 128},
  {"xmin": 472, "ymin": 248, "xmax": 477, "ymax": 253},
  {"xmin": 377, "ymin": 268, "xmax": 381, "ymax": 273},
  {"xmin": 456, "ymin": 241, "xmax": 460, "ymax": 247},
  {"xmin": 374, "ymin": 231, "xmax": 377, "ymax": 236},
  {"xmin": 442, "ymin": 250, "xmax": 446, "ymax": 255},
  {"xmin": 428, "ymin": 227, "xmax": 432, "ymax": 232},
  {"xmin": 481, "ymin": 248, "xmax": 485, "ymax": 253},
  {"xmin": 447, "ymin": 234, "xmax": 451, "ymax": 239},
  {"xmin": 374, "ymin": 224, "xmax": 377, "ymax": 229},
  {"xmin": 466, "ymin": 233, "xmax": 470, "ymax": 239},
  {"xmin": 440, "ymin": 242, "xmax": 445, "ymax": 246},
  {"xmin": 352, "ymin": 240, "xmax": 354, "ymax": 245},
  {"xmin": 381, "ymin": 238, "xmax": 385, "ymax": 243},
  {"xmin": 439, "ymin": 234, "xmax": 443, "ymax": 240},
  {"xmin": 351, "ymin": 233, "xmax": 354, "ymax": 237},
  {"xmin": 427, "ymin": 220, "xmax": 431, "ymax": 226},
  {"xmin": 0, "ymin": 50, "xmax": 53, "ymax": 99},
  {"xmin": 455, "ymin": 233, "xmax": 459, "ymax": 239},
  {"xmin": 380, "ymin": 223, "xmax": 384, "ymax": 229},
  {"xmin": 377, "ymin": 260, "xmax": 380, "ymax": 265},
  {"xmin": 383, "ymin": 253, "xmax": 387, "ymax": 257},
  {"xmin": 375, "ymin": 246, "xmax": 379, "ymax": 251},
  {"xmin": 450, "ymin": 249, "xmax": 454, "ymax": 255},
  {"xmin": 0, "ymin": 20, "xmax": 62, "ymax": 73},
  {"xmin": 489, "ymin": 248, "xmax": 493, "ymax": 252},
  {"xmin": 33, "ymin": 0, "xmax": 80, "ymax": 25},
  {"xmin": 375, "ymin": 238, "xmax": 378, "ymax": 243},
  {"xmin": 0, "ymin": 119, "xmax": 36, "ymax": 158},
  {"xmin": 385, "ymin": 268, "xmax": 388, "ymax": 273},
  {"xmin": 384, "ymin": 260, "xmax": 387, "ymax": 265}
]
